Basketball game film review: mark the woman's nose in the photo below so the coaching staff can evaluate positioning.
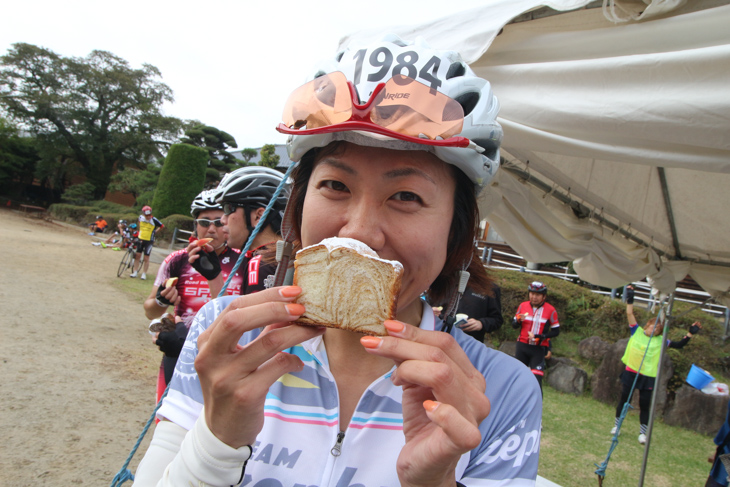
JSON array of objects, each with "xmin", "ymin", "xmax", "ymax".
[{"xmin": 338, "ymin": 200, "xmax": 385, "ymax": 251}]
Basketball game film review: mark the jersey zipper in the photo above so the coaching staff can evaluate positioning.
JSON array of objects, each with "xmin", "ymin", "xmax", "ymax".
[{"xmin": 330, "ymin": 431, "xmax": 345, "ymax": 456}]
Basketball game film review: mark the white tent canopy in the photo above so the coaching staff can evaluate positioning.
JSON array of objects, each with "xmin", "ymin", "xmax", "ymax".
[{"xmin": 340, "ymin": 0, "xmax": 730, "ymax": 305}]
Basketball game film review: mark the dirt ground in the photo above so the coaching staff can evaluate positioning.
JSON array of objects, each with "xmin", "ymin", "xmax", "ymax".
[{"xmin": 0, "ymin": 209, "xmax": 167, "ymax": 485}]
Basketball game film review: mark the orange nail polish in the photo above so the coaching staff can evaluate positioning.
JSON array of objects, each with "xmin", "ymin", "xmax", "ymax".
[
  {"xmin": 285, "ymin": 303, "xmax": 305, "ymax": 316},
  {"xmin": 384, "ymin": 320, "xmax": 405, "ymax": 335},
  {"xmin": 360, "ymin": 336, "xmax": 382, "ymax": 349},
  {"xmin": 279, "ymin": 286, "xmax": 302, "ymax": 298},
  {"xmin": 423, "ymin": 400, "xmax": 440, "ymax": 412}
]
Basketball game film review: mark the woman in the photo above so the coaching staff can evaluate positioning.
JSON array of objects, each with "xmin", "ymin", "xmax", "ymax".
[
  {"xmin": 135, "ymin": 35, "xmax": 541, "ymax": 486},
  {"xmin": 612, "ymin": 285, "xmax": 701, "ymax": 444}
]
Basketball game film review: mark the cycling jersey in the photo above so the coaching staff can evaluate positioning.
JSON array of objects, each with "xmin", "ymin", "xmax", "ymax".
[
  {"xmin": 138, "ymin": 215, "xmax": 163, "ymax": 242},
  {"xmin": 159, "ymin": 299, "xmax": 542, "ymax": 486},
  {"xmin": 514, "ymin": 301, "xmax": 560, "ymax": 347},
  {"xmin": 153, "ymin": 247, "xmax": 245, "ymax": 325}
]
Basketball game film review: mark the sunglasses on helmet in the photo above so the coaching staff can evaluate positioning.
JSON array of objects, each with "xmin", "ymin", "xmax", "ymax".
[
  {"xmin": 195, "ymin": 218, "xmax": 224, "ymax": 228},
  {"xmin": 276, "ymin": 71, "xmax": 469, "ymax": 148}
]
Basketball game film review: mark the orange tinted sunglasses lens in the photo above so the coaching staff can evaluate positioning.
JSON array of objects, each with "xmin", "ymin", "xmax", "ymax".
[
  {"xmin": 371, "ymin": 75, "xmax": 464, "ymax": 140},
  {"xmin": 282, "ymin": 72, "xmax": 352, "ymax": 130}
]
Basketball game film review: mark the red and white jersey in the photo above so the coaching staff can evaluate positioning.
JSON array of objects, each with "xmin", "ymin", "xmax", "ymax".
[
  {"xmin": 154, "ymin": 247, "xmax": 243, "ymax": 325},
  {"xmin": 515, "ymin": 301, "xmax": 560, "ymax": 347}
]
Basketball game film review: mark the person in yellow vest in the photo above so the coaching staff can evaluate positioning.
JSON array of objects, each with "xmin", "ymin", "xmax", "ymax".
[
  {"xmin": 130, "ymin": 205, "xmax": 164, "ymax": 280},
  {"xmin": 612, "ymin": 285, "xmax": 701, "ymax": 444}
]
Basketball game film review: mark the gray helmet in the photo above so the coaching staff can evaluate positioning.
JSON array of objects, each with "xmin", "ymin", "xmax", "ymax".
[{"xmin": 190, "ymin": 189, "xmax": 222, "ymax": 217}]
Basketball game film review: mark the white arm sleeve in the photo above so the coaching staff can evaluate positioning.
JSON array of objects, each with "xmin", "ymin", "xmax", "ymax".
[
  {"xmin": 158, "ymin": 412, "xmax": 251, "ymax": 487},
  {"xmin": 131, "ymin": 420, "xmax": 187, "ymax": 487}
]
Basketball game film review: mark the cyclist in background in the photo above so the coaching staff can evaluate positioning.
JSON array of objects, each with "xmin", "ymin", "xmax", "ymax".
[
  {"xmin": 512, "ymin": 281, "xmax": 560, "ymax": 392},
  {"xmin": 131, "ymin": 205, "xmax": 164, "ymax": 280},
  {"xmin": 143, "ymin": 191, "xmax": 244, "ymax": 403},
  {"xmin": 188, "ymin": 166, "xmax": 287, "ymax": 298}
]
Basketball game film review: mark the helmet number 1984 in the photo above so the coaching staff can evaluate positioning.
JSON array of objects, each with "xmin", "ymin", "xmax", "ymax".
[{"xmin": 352, "ymin": 48, "xmax": 442, "ymax": 92}]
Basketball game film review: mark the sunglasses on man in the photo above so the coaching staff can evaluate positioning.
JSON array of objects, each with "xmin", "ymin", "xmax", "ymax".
[
  {"xmin": 222, "ymin": 202, "xmax": 246, "ymax": 216},
  {"xmin": 195, "ymin": 218, "xmax": 224, "ymax": 228}
]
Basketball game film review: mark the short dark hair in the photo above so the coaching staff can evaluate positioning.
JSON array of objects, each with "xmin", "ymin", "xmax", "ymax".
[{"xmin": 286, "ymin": 142, "xmax": 492, "ymax": 305}]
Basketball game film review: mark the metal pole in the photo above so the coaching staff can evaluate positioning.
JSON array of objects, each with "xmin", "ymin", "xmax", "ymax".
[
  {"xmin": 487, "ymin": 247, "xmax": 493, "ymax": 266},
  {"xmin": 638, "ymin": 294, "xmax": 675, "ymax": 487},
  {"xmin": 169, "ymin": 228, "xmax": 178, "ymax": 250},
  {"xmin": 481, "ymin": 245, "xmax": 488, "ymax": 263},
  {"xmin": 724, "ymin": 307, "xmax": 730, "ymax": 338}
]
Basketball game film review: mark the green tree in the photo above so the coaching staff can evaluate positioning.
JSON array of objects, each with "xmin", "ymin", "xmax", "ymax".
[
  {"xmin": 0, "ymin": 116, "xmax": 38, "ymax": 197},
  {"xmin": 259, "ymin": 144, "xmax": 280, "ymax": 168},
  {"xmin": 239, "ymin": 148, "xmax": 258, "ymax": 165},
  {"xmin": 61, "ymin": 182, "xmax": 95, "ymax": 205},
  {"xmin": 180, "ymin": 123, "xmax": 238, "ymax": 183},
  {"xmin": 151, "ymin": 143, "xmax": 207, "ymax": 219},
  {"xmin": 108, "ymin": 162, "xmax": 161, "ymax": 202},
  {"xmin": 0, "ymin": 43, "xmax": 183, "ymax": 200}
]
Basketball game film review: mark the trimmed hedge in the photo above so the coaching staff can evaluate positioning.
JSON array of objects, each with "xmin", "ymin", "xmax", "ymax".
[
  {"xmin": 156, "ymin": 214, "xmax": 195, "ymax": 241},
  {"xmin": 152, "ymin": 144, "xmax": 207, "ymax": 220}
]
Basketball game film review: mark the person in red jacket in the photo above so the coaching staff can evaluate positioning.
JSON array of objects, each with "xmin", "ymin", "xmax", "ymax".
[{"xmin": 512, "ymin": 281, "xmax": 560, "ymax": 392}]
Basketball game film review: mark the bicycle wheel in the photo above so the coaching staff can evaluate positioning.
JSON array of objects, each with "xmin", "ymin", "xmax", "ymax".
[{"xmin": 117, "ymin": 249, "xmax": 133, "ymax": 277}]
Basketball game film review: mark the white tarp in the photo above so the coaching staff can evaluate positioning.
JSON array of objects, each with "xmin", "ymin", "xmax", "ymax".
[{"xmin": 341, "ymin": 0, "xmax": 730, "ymax": 305}]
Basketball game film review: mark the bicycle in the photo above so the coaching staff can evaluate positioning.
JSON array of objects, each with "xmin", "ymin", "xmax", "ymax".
[{"xmin": 117, "ymin": 243, "xmax": 138, "ymax": 277}]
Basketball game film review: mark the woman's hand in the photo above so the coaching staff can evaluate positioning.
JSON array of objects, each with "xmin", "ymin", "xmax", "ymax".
[
  {"xmin": 195, "ymin": 286, "xmax": 325, "ymax": 449},
  {"xmin": 360, "ymin": 320, "xmax": 490, "ymax": 487}
]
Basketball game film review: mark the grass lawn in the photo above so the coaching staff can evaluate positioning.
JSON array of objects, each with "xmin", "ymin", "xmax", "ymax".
[{"xmin": 539, "ymin": 386, "xmax": 714, "ymax": 486}]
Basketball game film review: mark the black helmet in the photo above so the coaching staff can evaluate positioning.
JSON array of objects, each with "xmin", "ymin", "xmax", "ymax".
[
  {"xmin": 528, "ymin": 281, "xmax": 547, "ymax": 294},
  {"xmin": 96, "ymin": 215, "xmax": 103, "ymax": 219},
  {"xmin": 215, "ymin": 167, "xmax": 288, "ymax": 233}
]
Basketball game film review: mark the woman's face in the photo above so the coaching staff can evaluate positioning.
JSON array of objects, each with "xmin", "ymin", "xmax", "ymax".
[{"xmin": 300, "ymin": 143, "xmax": 456, "ymax": 321}]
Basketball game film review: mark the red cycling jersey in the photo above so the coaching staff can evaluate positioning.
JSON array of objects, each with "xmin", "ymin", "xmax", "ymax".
[
  {"xmin": 515, "ymin": 301, "xmax": 560, "ymax": 347},
  {"xmin": 154, "ymin": 247, "xmax": 244, "ymax": 324}
]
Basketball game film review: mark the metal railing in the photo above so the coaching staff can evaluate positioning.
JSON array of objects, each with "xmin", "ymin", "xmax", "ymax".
[
  {"xmin": 477, "ymin": 243, "xmax": 730, "ymax": 336},
  {"xmin": 168, "ymin": 228, "xmax": 193, "ymax": 250}
]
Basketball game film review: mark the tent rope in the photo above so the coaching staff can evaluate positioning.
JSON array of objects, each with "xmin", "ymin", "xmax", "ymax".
[
  {"xmin": 110, "ymin": 385, "xmax": 170, "ymax": 487},
  {"xmin": 594, "ymin": 303, "xmax": 666, "ymax": 484}
]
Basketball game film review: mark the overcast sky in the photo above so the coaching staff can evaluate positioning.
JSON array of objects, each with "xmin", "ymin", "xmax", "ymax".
[{"xmin": 1, "ymin": 0, "xmax": 487, "ymax": 151}]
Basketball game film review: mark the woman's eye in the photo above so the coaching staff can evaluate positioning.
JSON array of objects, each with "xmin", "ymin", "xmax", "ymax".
[
  {"xmin": 392, "ymin": 191, "xmax": 422, "ymax": 203},
  {"xmin": 321, "ymin": 180, "xmax": 348, "ymax": 192}
]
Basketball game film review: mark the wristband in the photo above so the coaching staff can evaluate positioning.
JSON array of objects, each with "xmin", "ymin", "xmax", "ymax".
[{"xmin": 156, "ymin": 285, "xmax": 174, "ymax": 306}]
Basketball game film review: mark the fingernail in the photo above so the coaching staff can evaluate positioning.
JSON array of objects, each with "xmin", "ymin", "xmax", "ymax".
[
  {"xmin": 285, "ymin": 303, "xmax": 305, "ymax": 317},
  {"xmin": 423, "ymin": 400, "xmax": 440, "ymax": 412},
  {"xmin": 384, "ymin": 320, "xmax": 405, "ymax": 336},
  {"xmin": 360, "ymin": 336, "xmax": 382, "ymax": 349},
  {"xmin": 279, "ymin": 286, "xmax": 302, "ymax": 298}
]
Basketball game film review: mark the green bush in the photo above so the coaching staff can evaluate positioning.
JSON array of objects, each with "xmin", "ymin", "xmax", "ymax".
[
  {"xmin": 152, "ymin": 144, "xmax": 207, "ymax": 219},
  {"xmin": 156, "ymin": 214, "xmax": 194, "ymax": 241},
  {"xmin": 484, "ymin": 267, "xmax": 729, "ymax": 386},
  {"xmin": 49, "ymin": 203, "xmax": 94, "ymax": 222}
]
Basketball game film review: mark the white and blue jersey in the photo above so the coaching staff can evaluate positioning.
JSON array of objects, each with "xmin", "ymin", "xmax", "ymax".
[{"xmin": 159, "ymin": 298, "xmax": 542, "ymax": 486}]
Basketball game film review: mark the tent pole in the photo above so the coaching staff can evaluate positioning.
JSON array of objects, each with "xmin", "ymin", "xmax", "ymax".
[{"xmin": 638, "ymin": 293, "xmax": 675, "ymax": 487}]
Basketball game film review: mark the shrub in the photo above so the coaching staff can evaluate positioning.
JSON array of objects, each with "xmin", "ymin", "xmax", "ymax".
[
  {"xmin": 156, "ymin": 214, "xmax": 195, "ymax": 242},
  {"xmin": 49, "ymin": 203, "xmax": 94, "ymax": 222},
  {"xmin": 152, "ymin": 144, "xmax": 207, "ymax": 219},
  {"xmin": 61, "ymin": 182, "xmax": 95, "ymax": 205}
]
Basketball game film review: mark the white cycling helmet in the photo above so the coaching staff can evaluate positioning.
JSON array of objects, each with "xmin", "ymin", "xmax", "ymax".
[
  {"xmin": 279, "ymin": 34, "xmax": 502, "ymax": 194},
  {"xmin": 190, "ymin": 189, "xmax": 222, "ymax": 217}
]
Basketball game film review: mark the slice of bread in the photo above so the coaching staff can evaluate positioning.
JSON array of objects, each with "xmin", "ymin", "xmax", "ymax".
[{"xmin": 293, "ymin": 237, "xmax": 403, "ymax": 336}]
